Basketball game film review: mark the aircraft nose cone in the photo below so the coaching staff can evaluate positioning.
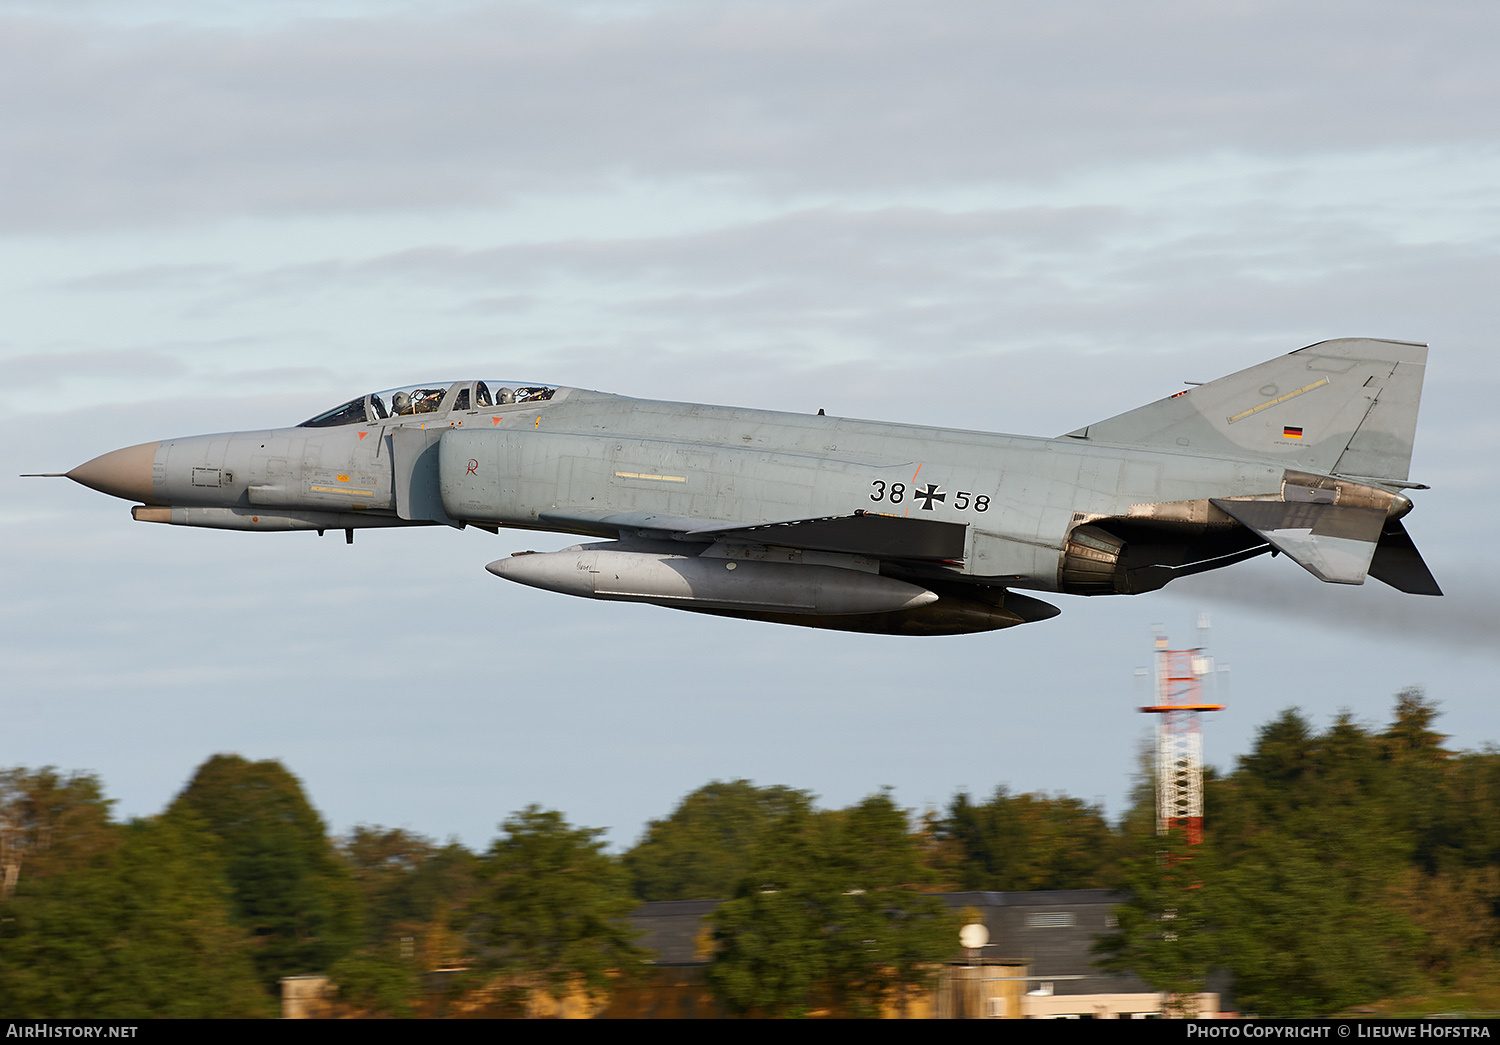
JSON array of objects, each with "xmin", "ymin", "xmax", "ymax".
[{"xmin": 67, "ymin": 441, "xmax": 161, "ymax": 503}]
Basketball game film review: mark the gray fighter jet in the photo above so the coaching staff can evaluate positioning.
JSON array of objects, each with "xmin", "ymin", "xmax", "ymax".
[{"xmin": 46, "ymin": 338, "xmax": 1440, "ymax": 635}]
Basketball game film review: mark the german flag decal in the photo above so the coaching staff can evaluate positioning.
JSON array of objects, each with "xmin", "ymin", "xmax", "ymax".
[{"xmin": 1283, "ymin": 426, "xmax": 1304, "ymax": 440}]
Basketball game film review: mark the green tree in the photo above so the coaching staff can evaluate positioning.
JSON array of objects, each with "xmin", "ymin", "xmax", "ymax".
[
  {"xmin": 933, "ymin": 787, "xmax": 1118, "ymax": 891},
  {"xmin": 1382, "ymin": 689, "xmax": 1453, "ymax": 870},
  {"xmin": 709, "ymin": 801, "xmax": 834, "ymax": 1017},
  {"xmin": 1218, "ymin": 708, "xmax": 1317, "ymax": 833},
  {"xmin": 334, "ymin": 825, "xmax": 481, "ymax": 1014},
  {"xmin": 1095, "ymin": 829, "xmax": 1218, "ymax": 1017},
  {"xmin": 0, "ymin": 773, "xmax": 270, "ymax": 1018},
  {"xmin": 1439, "ymin": 747, "xmax": 1500, "ymax": 870},
  {"xmin": 81, "ymin": 817, "xmax": 271, "ymax": 1018},
  {"xmin": 624, "ymin": 780, "xmax": 814, "ymax": 900},
  {"xmin": 341, "ymin": 825, "xmax": 480, "ymax": 953},
  {"xmin": 1213, "ymin": 824, "xmax": 1416, "ymax": 1015},
  {"xmin": 167, "ymin": 754, "xmax": 362, "ymax": 988},
  {"xmin": 709, "ymin": 791, "xmax": 957, "ymax": 1018},
  {"xmin": 1204, "ymin": 704, "xmax": 1423, "ymax": 1014},
  {"xmin": 822, "ymin": 792, "xmax": 959, "ymax": 1017},
  {"xmin": 327, "ymin": 944, "xmax": 423, "ymax": 1019},
  {"xmin": 1389, "ymin": 865, "xmax": 1500, "ymax": 982},
  {"xmin": 1371, "ymin": 692, "xmax": 1500, "ymax": 982},
  {"xmin": 1101, "ymin": 697, "xmax": 1447, "ymax": 1016},
  {"xmin": 467, "ymin": 806, "xmax": 645, "ymax": 1010},
  {"xmin": 0, "ymin": 768, "xmax": 118, "ymax": 890}
]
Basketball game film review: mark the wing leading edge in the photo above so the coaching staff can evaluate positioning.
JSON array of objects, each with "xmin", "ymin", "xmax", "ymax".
[{"xmin": 537, "ymin": 509, "xmax": 968, "ymax": 563}]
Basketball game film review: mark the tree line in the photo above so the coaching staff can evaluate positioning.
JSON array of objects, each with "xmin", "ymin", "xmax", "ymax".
[
  {"xmin": 1103, "ymin": 689, "xmax": 1500, "ymax": 1016},
  {"xmin": 1, "ymin": 688, "xmax": 1496, "ymax": 1016}
]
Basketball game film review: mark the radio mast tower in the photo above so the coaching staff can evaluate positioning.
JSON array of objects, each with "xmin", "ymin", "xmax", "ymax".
[{"xmin": 1140, "ymin": 615, "xmax": 1224, "ymax": 846}]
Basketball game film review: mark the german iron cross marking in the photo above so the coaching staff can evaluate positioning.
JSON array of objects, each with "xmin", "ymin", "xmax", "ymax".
[{"xmin": 914, "ymin": 483, "xmax": 946, "ymax": 510}]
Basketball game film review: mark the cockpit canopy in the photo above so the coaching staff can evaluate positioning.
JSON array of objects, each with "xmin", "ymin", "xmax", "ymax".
[{"xmin": 299, "ymin": 381, "xmax": 556, "ymax": 427}]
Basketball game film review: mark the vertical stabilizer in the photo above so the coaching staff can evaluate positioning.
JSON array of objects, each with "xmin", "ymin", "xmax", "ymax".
[{"xmin": 1064, "ymin": 338, "xmax": 1428, "ymax": 481}]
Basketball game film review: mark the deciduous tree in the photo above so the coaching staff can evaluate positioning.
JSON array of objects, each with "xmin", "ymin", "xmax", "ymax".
[
  {"xmin": 933, "ymin": 786, "xmax": 1118, "ymax": 891},
  {"xmin": 710, "ymin": 792, "xmax": 956, "ymax": 1018},
  {"xmin": 167, "ymin": 754, "xmax": 361, "ymax": 988},
  {"xmin": 467, "ymin": 806, "xmax": 645, "ymax": 1010},
  {"xmin": 0, "ymin": 773, "xmax": 269, "ymax": 1018},
  {"xmin": 1095, "ymin": 828, "xmax": 1218, "ymax": 1017},
  {"xmin": 625, "ymin": 780, "xmax": 813, "ymax": 901}
]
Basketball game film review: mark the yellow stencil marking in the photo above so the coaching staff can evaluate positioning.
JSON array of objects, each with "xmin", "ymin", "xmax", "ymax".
[
  {"xmin": 1227, "ymin": 378, "xmax": 1329, "ymax": 424},
  {"xmin": 614, "ymin": 471, "xmax": 687, "ymax": 483}
]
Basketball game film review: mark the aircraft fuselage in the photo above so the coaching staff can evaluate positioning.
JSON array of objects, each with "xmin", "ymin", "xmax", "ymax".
[{"xmin": 58, "ymin": 340, "xmax": 1441, "ymax": 635}]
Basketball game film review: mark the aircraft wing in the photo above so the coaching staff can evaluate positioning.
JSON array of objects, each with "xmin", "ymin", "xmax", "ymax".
[{"xmin": 537, "ymin": 509, "xmax": 968, "ymax": 563}]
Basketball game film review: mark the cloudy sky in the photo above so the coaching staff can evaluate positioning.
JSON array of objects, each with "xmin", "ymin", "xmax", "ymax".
[{"xmin": 4, "ymin": 0, "xmax": 1498, "ymax": 849}]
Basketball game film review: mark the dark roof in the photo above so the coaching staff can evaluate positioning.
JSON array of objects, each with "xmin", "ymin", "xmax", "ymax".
[
  {"xmin": 631, "ymin": 899, "xmax": 722, "ymax": 964},
  {"xmin": 939, "ymin": 889, "xmax": 1129, "ymax": 907}
]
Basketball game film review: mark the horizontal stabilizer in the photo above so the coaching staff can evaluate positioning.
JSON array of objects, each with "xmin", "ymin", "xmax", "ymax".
[
  {"xmin": 1367, "ymin": 518, "xmax": 1443, "ymax": 596},
  {"xmin": 1209, "ymin": 498, "xmax": 1386, "ymax": 585},
  {"xmin": 538, "ymin": 509, "xmax": 968, "ymax": 562}
]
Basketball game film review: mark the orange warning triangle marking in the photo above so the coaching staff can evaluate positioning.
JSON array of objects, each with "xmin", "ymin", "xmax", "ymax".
[
  {"xmin": 357, "ymin": 431, "xmax": 367, "ymax": 440},
  {"xmin": 493, "ymin": 416, "xmax": 503, "ymax": 425}
]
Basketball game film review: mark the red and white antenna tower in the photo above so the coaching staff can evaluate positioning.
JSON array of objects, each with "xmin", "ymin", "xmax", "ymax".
[{"xmin": 1139, "ymin": 614, "xmax": 1224, "ymax": 846}]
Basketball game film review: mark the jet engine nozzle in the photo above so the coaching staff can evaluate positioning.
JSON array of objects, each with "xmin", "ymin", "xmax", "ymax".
[{"xmin": 1060, "ymin": 524, "xmax": 1127, "ymax": 595}]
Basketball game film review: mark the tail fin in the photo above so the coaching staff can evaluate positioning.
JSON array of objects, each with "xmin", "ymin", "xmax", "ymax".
[{"xmin": 1063, "ymin": 338, "xmax": 1428, "ymax": 482}]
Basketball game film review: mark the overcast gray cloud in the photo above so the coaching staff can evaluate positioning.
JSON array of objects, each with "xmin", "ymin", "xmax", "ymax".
[
  {"xmin": 4, "ymin": 1, "xmax": 1500, "ymax": 230},
  {"xmin": 29, "ymin": 197, "xmax": 1499, "ymax": 386}
]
